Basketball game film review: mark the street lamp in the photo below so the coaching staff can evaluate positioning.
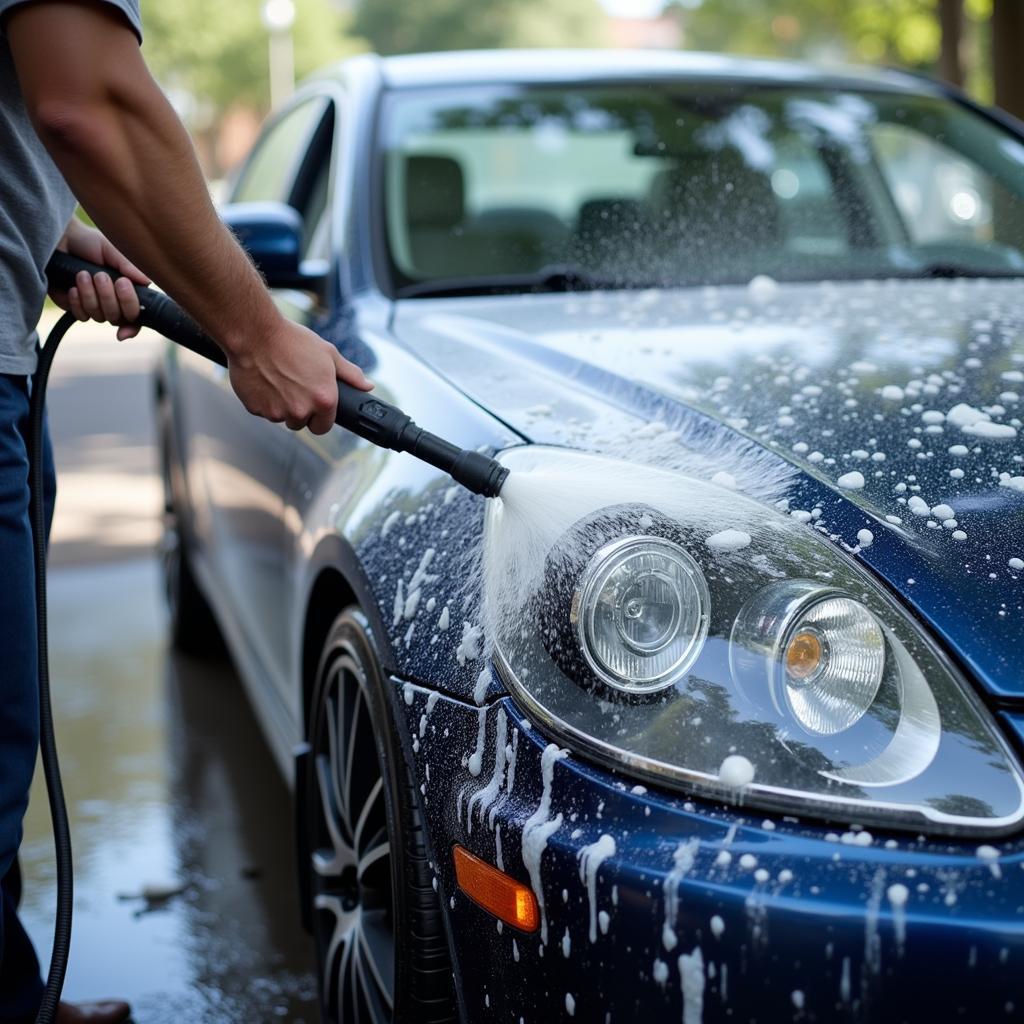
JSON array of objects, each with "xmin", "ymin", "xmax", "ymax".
[{"xmin": 261, "ymin": 0, "xmax": 295, "ymax": 110}]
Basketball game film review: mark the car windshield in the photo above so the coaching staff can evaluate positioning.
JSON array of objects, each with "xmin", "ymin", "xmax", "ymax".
[{"xmin": 379, "ymin": 81, "xmax": 1024, "ymax": 295}]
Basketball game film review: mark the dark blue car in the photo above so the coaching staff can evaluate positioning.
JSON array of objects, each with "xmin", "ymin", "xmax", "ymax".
[{"xmin": 157, "ymin": 49, "xmax": 1024, "ymax": 1023}]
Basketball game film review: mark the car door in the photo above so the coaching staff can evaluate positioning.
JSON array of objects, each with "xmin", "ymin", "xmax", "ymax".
[{"xmin": 192, "ymin": 94, "xmax": 335, "ymax": 693}]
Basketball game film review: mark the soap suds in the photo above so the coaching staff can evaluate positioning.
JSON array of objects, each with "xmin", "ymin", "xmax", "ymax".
[
  {"xmin": 456, "ymin": 622, "xmax": 483, "ymax": 665},
  {"xmin": 977, "ymin": 844, "xmax": 1002, "ymax": 879},
  {"xmin": 706, "ymin": 529, "xmax": 751, "ymax": 552},
  {"xmin": 392, "ymin": 579, "xmax": 405, "ymax": 627},
  {"xmin": 473, "ymin": 668, "xmax": 490, "ymax": 705},
  {"xmin": 521, "ymin": 743, "xmax": 568, "ymax": 944},
  {"xmin": 887, "ymin": 882, "xmax": 909, "ymax": 948},
  {"xmin": 678, "ymin": 947, "xmax": 705, "ymax": 1024},
  {"xmin": 466, "ymin": 707, "xmax": 487, "ymax": 777},
  {"xmin": 652, "ymin": 958, "xmax": 669, "ymax": 986},
  {"xmin": 662, "ymin": 839, "xmax": 700, "ymax": 951},
  {"xmin": 718, "ymin": 755, "xmax": 755, "ymax": 788},
  {"xmin": 467, "ymin": 708, "xmax": 507, "ymax": 831},
  {"xmin": 577, "ymin": 834, "xmax": 616, "ymax": 943}
]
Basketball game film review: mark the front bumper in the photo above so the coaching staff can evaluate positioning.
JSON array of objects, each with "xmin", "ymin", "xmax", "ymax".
[{"xmin": 395, "ymin": 678, "xmax": 1024, "ymax": 1023}]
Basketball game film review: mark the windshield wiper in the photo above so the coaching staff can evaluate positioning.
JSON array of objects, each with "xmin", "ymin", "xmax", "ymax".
[
  {"xmin": 395, "ymin": 264, "xmax": 632, "ymax": 299},
  {"xmin": 892, "ymin": 262, "xmax": 1024, "ymax": 280}
]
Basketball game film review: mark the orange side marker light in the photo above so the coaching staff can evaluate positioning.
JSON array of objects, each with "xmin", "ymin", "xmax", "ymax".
[{"xmin": 453, "ymin": 844, "xmax": 539, "ymax": 932}]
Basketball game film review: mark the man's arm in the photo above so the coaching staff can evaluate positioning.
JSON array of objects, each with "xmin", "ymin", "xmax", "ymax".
[{"xmin": 6, "ymin": 0, "xmax": 370, "ymax": 434}]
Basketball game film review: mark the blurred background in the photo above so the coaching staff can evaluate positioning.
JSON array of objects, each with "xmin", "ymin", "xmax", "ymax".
[{"xmin": 147, "ymin": 0, "xmax": 1024, "ymax": 185}]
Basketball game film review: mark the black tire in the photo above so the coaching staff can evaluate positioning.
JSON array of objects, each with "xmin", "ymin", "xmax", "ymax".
[
  {"xmin": 158, "ymin": 408, "xmax": 222, "ymax": 656},
  {"xmin": 305, "ymin": 609, "xmax": 457, "ymax": 1024}
]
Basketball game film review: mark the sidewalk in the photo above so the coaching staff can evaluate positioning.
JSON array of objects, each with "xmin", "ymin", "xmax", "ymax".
[{"xmin": 38, "ymin": 312, "xmax": 166, "ymax": 567}]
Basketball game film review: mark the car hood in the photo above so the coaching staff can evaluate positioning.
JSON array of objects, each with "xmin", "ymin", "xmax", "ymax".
[{"xmin": 393, "ymin": 279, "xmax": 1024, "ymax": 698}]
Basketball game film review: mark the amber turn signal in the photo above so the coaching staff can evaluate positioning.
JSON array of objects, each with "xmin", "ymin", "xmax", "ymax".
[{"xmin": 453, "ymin": 845, "xmax": 539, "ymax": 932}]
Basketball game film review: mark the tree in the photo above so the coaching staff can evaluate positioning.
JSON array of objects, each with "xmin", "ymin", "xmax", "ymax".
[
  {"xmin": 353, "ymin": 0, "xmax": 608, "ymax": 57},
  {"xmin": 142, "ymin": 0, "xmax": 365, "ymax": 173},
  {"xmin": 992, "ymin": 0, "xmax": 1024, "ymax": 119},
  {"xmin": 677, "ymin": 0, "xmax": 846, "ymax": 58},
  {"xmin": 938, "ymin": 0, "xmax": 965, "ymax": 86},
  {"xmin": 681, "ymin": 0, "xmax": 944, "ymax": 69}
]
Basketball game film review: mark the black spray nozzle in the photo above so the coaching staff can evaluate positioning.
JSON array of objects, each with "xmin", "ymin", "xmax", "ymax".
[
  {"xmin": 45, "ymin": 252, "xmax": 508, "ymax": 499},
  {"xmin": 335, "ymin": 387, "xmax": 509, "ymax": 497}
]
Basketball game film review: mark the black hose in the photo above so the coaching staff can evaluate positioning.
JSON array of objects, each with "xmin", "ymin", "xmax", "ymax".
[{"xmin": 29, "ymin": 312, "xmax": 77, "ymax": 1024}]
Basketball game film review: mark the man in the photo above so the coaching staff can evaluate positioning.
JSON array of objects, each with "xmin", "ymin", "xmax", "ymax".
[{"xmin": 0, "ymin": 1, "xmax": 372, "ymax": 1020}]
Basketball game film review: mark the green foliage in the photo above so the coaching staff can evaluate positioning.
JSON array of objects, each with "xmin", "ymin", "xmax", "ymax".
[
  {"xmin": 353, "ymin": 0, "xmax": 608, "ymax": 57},
  {"xmin": 142, "ymin": 0, "xmax": 365, "ymax": 117},
  {"xmin": 682, "ymin": 0, "xmax": 951, "ymax": 68},
  {"xmin": 672, "ymin": 0, "xmax": 832, "ymax": 58}
]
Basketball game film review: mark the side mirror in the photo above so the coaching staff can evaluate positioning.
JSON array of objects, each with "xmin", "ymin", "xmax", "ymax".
[{"xmin": 219, "ymin": 201, "xmax": 325, "ymax": 292}]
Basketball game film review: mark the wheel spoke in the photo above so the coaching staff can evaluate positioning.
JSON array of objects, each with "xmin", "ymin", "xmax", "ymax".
[
  {"xmin": 345, "ymin": 682, "xmax": 363, "ymax": 818},
  {"xmin": 358, "ymin": 910, "xmax": 395, "ymax": 1010},
  {"xmin": 328, "ymin": 682, "xmax": 350, "ymax": 837},
  {"xmin": 353, "ymin": 777, "xmax": 384, "ymax": 853},
  {"xmin": 355, "ymin": 936, "xmax": 392, "ymax": 1024},
  {"xmin": 326, "ymin": 691, "xmax": 346, "ymax": 813},
  {"xmin": 340, "ymin": 913, "xmax": 357, "ymax": 1024},
  {"xmin": 315, "ymin": 893, "xmax": 355, "ymax": 1010},
  {"xmin": 358, "ymin": 839, "xmax": 391, "ymax": 884},
  {"xmin": 313, "ymin": 754, "xmax": 355, "ymax": 877}
]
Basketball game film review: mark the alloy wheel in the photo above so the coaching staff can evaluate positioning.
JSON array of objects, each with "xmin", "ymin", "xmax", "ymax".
[{"xmin": 311, "ymin": 642, "xmax": 396, "ymax": 1023}]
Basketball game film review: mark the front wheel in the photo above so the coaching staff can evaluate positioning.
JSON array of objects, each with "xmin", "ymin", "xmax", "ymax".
[{"xmin": 305, "ymin": 609, "xmax": 457, "ymax": 1024}]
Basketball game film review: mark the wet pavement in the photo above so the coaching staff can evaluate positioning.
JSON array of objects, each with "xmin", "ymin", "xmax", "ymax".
[{"xmin": 19, "ymin": 318, "xmax": 317, "ymax": 1021}]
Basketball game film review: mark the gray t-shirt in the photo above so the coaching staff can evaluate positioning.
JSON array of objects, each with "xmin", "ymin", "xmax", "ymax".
[{"xmin": 0, "ymin": 0, "xmax": 142, "ymax": 374}]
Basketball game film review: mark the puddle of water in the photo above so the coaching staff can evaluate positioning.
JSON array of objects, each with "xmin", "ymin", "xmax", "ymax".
[{"xmin": 20, "ymin": 557, "xmax": 317, "ymax": 1022}]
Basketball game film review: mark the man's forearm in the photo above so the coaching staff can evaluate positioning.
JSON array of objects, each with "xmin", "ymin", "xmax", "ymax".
[{"xmin": 8, "ymin": 3, "xmax": 280, "ymax": 357}]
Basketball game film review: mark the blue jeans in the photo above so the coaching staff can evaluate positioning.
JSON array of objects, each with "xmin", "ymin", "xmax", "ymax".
[{"xmin": 0, "ymin": 373, "xmax": 55, "ymax": 1021}]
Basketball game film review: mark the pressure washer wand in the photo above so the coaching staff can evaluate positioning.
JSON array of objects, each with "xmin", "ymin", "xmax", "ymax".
[{"xmin": 46, "ymin": 252, "xmax": 509, "ymax": 498}]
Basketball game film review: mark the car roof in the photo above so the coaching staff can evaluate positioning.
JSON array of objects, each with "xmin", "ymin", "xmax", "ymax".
[{"xmin": 338, "ymin": 49, "xmax": 941, "ymax": 96}]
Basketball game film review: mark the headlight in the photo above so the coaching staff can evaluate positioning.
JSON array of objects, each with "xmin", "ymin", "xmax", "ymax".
[
  {"xmin": 542, "ymin": 512, "xmax": 710, "ymax": 695},
  {"xmin": 487, "ymin": 447, "xmax": 1024, "ymax": 835},
  {"xmin": 576, "ymin": 536, "xmax": 708, "ymax": 693},
  {"xmin": 733, "ymin": 582, "xmax": 887, "ymax": 737}
]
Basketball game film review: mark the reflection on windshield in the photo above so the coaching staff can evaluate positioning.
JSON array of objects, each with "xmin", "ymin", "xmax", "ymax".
[{"xmin": 382, "ymin": 83, "xmax": 1024, "ymax": 293}]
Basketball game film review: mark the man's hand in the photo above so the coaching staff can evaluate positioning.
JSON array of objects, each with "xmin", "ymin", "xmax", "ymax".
[
  {"xmin": 227, "ymin": 320, "xmax": 372, "ymax": 436},
  {"xmin": 50, "ymin": 218, "xmax": 150, "ymax": 340}
]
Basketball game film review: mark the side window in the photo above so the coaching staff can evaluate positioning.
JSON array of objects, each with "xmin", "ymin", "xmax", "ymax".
[
  {"xmin": 232, "ymin": 98, "xmax": 328, "ymax": 204},
  {"xmin": 870, "ymin": 122, "xmax": 995, "ymax": 245}
]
